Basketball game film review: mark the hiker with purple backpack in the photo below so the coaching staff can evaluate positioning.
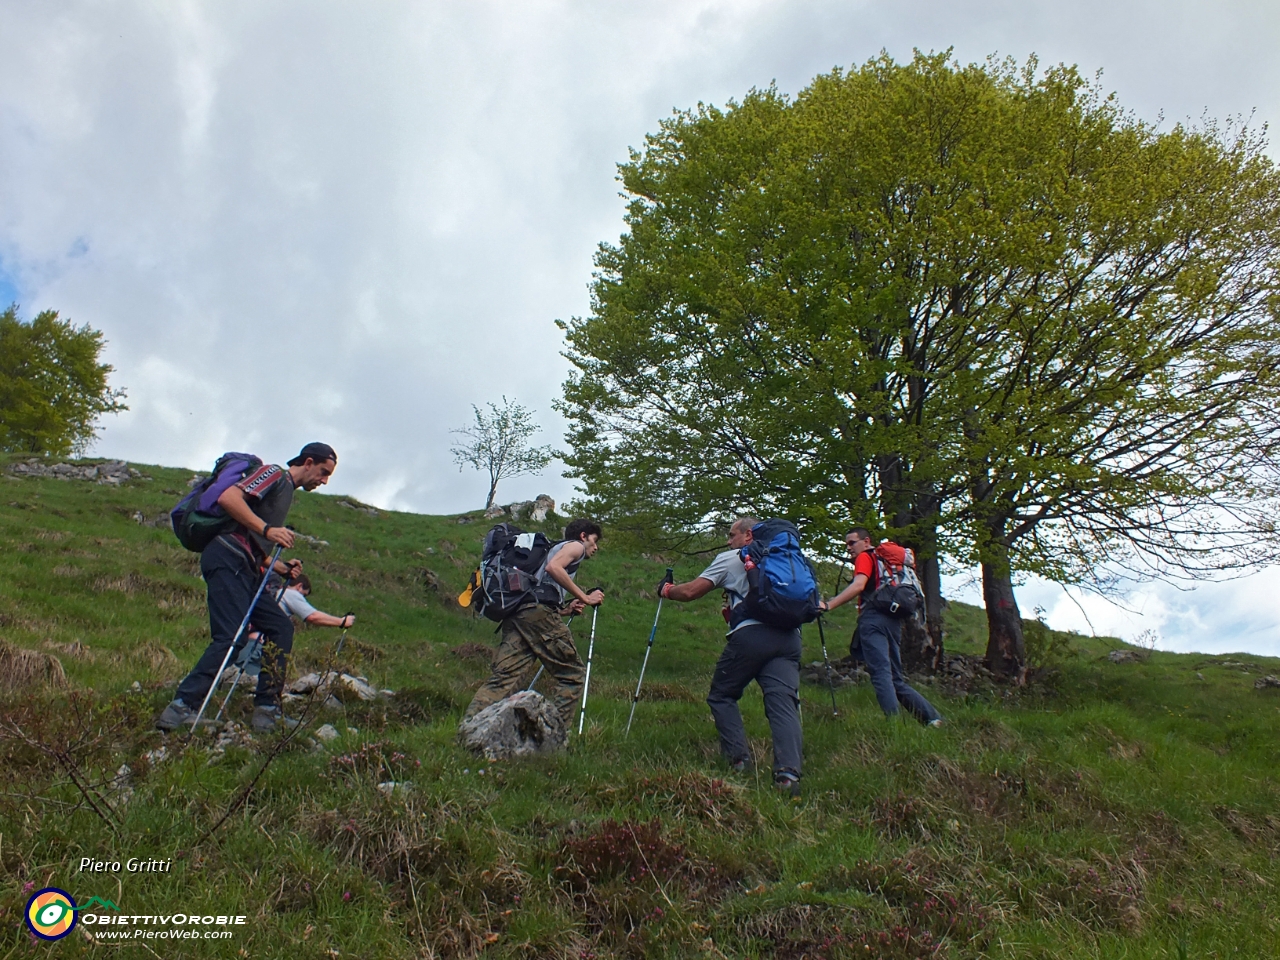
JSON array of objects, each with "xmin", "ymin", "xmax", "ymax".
[{"xmin": 157, "ymin": 442, "xmax": 338, "ymax": 734}]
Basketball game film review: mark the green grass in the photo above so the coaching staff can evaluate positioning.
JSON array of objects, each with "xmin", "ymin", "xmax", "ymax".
[{"xmin": 1, "ymin": 455, "xmax": 1278, "ymax": 958}]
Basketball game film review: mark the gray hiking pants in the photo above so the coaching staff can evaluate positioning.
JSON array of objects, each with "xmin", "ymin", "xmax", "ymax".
[{"xmin": 706, "ymin": 623, "xmax": 803, "ymax": 778}]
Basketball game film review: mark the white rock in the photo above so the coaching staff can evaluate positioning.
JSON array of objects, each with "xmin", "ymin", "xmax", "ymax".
[
  {"xmin": 287, "ymin": 671, "xmax": 380, "ymax": 702},
  {"xmin": 315, "ymin": 724, "xmax": 340, "ymax": 743},
  {"xmin": 457, "ymin": 690, "xmax": 567, "ymax": 761}
]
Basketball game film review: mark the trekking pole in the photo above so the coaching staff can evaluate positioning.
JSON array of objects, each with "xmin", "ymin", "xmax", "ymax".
[
  {"xmin": 212, "ymin": 577, "xmax": 291, "ymax": 724},
  {"xmin": 626, "ymin": 568, "xmax": 671, "ymax": 736},
  {"xmin": 528, "ymin": 614, "xmax": 576, "ymax": 691},
  {"xmin": 816, "ymin": 615, "xmax": 839, "ymax": 717},
  {"xmin": 188, "ymin": 545, "xmax": 284, "ymax": 734},
  {"xmin": 815, "ymin": 559, "xmax": 846, "ymax": 718},
  {"xmin": 333, "ymin": 611, "xmax": 355, "ymax": 660},
  {"xmin": 577, "ymin": 602, "xmax": 600, "ymax": 735}
]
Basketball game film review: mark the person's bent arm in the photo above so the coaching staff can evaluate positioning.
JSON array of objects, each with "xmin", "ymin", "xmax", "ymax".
[
  {"xmin": 216, "ymin": 484, "xmax": 296, "ymax": 571},
  {"xmin": 305, "ymin": 612, "xmax": 354, "ymax": 628},
  {"xmin": 661, "ymin": 577, "xmax": 717, "ymax": 603},
  {"xmin": 545, "ymin": 544, "xmax": 604, "ymax": 605},
  {"xmin": 824, "ymin": 573, "xmax": 868, "ymax": 612}
]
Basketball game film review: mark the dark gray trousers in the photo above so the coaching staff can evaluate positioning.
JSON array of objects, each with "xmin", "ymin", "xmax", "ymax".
[
  {"xmin": 706, "ymin": 623, "xmax": 803, "ymax": 778},
  {"xmin": 177, "ymin": 539, "xmax": 294, "ymax": 710},
  {"xmin": 853, "ymin": 610, "xmax": 941, "ymax": 724}
]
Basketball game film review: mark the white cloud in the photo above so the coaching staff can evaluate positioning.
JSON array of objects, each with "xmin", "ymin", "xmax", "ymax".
[
  {"xmin": 1, "ymin": 1, "xmax": 1277, "ymax": 651},
  {"xmin": 943, "ymin": 568, "xmax": 1280, "ymax": 657}
]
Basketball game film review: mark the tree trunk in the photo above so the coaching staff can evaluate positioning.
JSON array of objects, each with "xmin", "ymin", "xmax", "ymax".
[
  {"xmin": 982, "ymin": 554, "xmax": 1026, "ymax": 683},
  {"xmin": 485, "ymin": 477, "xmax": 500, "ymax": 511},
  {"xmin": 897, "ymin": 553, "xmax": 942, "ymax": 673},
  {"xmin": 923, "ymin": 552, "xmax": 945, "ymax": 668}
]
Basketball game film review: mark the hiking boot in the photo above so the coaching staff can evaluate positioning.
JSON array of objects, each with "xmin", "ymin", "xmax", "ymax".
[
  {"xmin": 155, "ymin": 699, "xmax": 194, "ymax": 732},
  {"xmin": 729, "ymin": 757, "xmax": 751, "ymax": 774},
  {"xmin": 774, "ymin": 772, "xmax": 801, "ymax": 798},
  {"xmin": 251, "ymin": 706, "xmax": 300, "ymax": 734},
  {"xmin": 927, "ymin": 718, "xmax": 945, "ymax": 728}
]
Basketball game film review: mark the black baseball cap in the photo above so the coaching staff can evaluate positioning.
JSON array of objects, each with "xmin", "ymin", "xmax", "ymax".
[{"xmin": 288, "ymin": 442, "xmax": 337, "ymax": 467}]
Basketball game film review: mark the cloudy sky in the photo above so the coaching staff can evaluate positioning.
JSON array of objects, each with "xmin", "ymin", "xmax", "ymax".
[{"xmin": 2, "ymin": 1, "xmax": 1278, "ymax": 655}]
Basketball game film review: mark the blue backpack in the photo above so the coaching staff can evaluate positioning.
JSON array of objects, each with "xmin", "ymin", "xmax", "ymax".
[
  {"xmin": 736, "ymin": 519, "xmax": 821, "ymax": 629},
  {"xmin": 170, "ymin": 452, "xmax": 263, "ymax": 552}
]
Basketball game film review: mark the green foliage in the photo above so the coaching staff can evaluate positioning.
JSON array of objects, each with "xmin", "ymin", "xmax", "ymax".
[
  {"xmin": 0, "ymin": 306, "xmax": 127, "ymax": 456},
  {"xmin": 0, "ymin": 458, "xmax": 1278, "ymax": 957},
  {"xmin": 558, "ymin": 51, "xmax": 1280, "ymax": 586},
  {"xmin": 1022, "ymin": 608, "xmax": 1078, "ymax": 669}
]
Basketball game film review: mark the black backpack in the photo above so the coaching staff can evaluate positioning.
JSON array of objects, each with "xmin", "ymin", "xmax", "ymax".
[
  {"xmin": 736, "ymin": 519, "xmax": 822, "ymax": 630},
  {"xmin": 864, "ymin": 542, "xmax": 926, "ymax": 619},
  {"xmin": 472, "ymin": 523, "xmax": 556, "ymax": 622},
  {"xmin": 169, "ymin": 452, "xmax": 263, "ymax": 552}
]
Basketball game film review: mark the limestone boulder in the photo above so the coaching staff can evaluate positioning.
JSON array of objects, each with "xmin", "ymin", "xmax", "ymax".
[{"xmin": 457, "ymin": 690, "xmax": 566, "ymax": 761}]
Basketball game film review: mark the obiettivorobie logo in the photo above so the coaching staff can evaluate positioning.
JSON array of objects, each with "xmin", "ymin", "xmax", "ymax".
[
  {"xmin": 25, "ymin": 888, "xmax": 105, "ymax": 941},
  {"xmin": 26, "ymin": 887, "xmax": 245, "ymax": 943}
]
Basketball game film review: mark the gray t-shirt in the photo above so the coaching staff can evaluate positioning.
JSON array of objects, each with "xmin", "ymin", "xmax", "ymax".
[
  {"xmin": 698, "ymin": 549, "xmax": 761, "ymax": 633},
  {"xmin": 535, "ymin": 540, "xmax": 585, "ymax": 605},
  {"xmin": 279, "ymin": 588, "xmax": 318, "ymax": 621}
]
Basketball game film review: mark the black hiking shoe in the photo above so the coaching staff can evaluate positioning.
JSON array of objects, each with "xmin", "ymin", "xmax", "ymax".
[
  {"xmin": 773, "ymin": 772, "xmax": 801, "ymax": 798},
  {"xmin": 155, "ymin": 699, "xmax": 194, "ymax": 732},
  {"xmin": 729, "ymin": 757, "xmax": 751, "ymax": 774},
  {"xmin": 251, "ymin": 706, "xmax": 300, "ymax": 734}
]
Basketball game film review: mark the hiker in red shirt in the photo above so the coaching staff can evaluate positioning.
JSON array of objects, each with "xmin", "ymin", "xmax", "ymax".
[{"xmin": 823, "ymin": 527, "xmax": 943, "ymax": 727}]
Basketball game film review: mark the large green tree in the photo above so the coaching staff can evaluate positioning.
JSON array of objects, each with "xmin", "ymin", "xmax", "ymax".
[
  {"xmin": 0, "ymin": 306, "xmax": 128, "ymax": 456},
  {"xmin": 559, "ymin": 53, "xmax": 1280, "ymax": 674}
]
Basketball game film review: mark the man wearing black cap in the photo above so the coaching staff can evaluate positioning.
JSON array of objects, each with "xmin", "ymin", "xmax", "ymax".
[{"xmin": 157, "ymin": 442, "xmax": 338, "ymax": 733}]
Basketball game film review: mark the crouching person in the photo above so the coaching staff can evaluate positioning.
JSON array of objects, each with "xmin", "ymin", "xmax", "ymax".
[
  {"xmin": 464, "ymin": 519, "xmax": 604, "ymax": 730},
  {"xmin": 156, "ymin": 443, "xmax": 338, "ymax": 733},
  {"xmin": 823, "ymin": 527, "xmax": 942, "ymax": 727},
  {"xmin": 658, "ymin": 517, "xmax": 803, "ymax": 795}
]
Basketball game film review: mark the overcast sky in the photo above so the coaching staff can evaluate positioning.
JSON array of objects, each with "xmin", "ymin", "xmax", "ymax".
[{"xmin": 2, "ymin": 1, "xmax": 1278, "ymax": 655}]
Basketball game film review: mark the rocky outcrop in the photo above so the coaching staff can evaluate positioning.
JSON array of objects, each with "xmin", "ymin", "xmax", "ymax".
[
  {"xmin": 457, "ymin": 690, "xmax": 566, "ymax": 761},
  {"xmin": 504, "ymin": 495, "xmax": 556, "ymax": 522},
  {"xmin": 9, "ymin": 459, "xmax": 141, "ymax": 484},
  {"xmin": 1108, "ymin": 649, "xmax": 1149, "ymax": 664},
  {"xmin": 285, "ymin": 671, "xmax": 391, "ymax": 702},
  {"xmin": 800, "ymin": 656, "xmax": 867, "ymax": 687}
]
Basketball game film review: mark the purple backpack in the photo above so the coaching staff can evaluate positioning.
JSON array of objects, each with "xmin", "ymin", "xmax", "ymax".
[{"xmin": 170, "ymin": 452, "xmax": 262, "ymax": 552}]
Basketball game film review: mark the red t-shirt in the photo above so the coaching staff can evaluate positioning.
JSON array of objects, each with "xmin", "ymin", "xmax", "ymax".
[{"xmin": 854, "ymin": 551, "xmax": 877, "ymax": 608}]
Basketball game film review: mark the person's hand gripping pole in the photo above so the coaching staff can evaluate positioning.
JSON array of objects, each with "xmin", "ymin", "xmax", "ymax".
[
  {"xmin": 626, "ymin": 568, "xmax": 672, "ymax": 736},
  {"xmin": 189, "ymin": 544, "xmax": 285, "ymax": 734}
]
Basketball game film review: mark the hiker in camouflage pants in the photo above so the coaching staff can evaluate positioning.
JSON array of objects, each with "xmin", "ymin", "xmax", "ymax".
[{"xmin": 464, "ymin": 519, "xmax": 604, "ymax": 730}]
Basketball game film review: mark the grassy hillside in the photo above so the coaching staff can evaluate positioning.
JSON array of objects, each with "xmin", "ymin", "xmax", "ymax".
[{"xmin": 1, "ymin": 456, "xmax": 1278, "ymax": 959}]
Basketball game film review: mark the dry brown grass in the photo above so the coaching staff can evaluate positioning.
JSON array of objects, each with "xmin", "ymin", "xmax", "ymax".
[{"xmin": 0, "ymin": 639, "xmax": 67, "ymax": 690}]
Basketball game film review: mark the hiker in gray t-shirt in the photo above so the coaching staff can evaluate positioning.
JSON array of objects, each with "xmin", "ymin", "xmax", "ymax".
[
  {"xmin": 657, "ymin": 517, "xmax": 803, "ymax": 794},
  {"xmin": 278, "ymin": 575, "xmax": 354, "ymax": 629}
]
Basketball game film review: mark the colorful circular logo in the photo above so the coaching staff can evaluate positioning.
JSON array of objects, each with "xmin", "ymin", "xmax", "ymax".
[{"xmin": 26, "ymin": 888, "xmax": 78, "ymax": 941}]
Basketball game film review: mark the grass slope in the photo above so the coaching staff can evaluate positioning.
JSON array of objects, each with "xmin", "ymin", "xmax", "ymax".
[{"xmin": 0, "ymin": 457, "xmax": 1278, "ymax": 959}]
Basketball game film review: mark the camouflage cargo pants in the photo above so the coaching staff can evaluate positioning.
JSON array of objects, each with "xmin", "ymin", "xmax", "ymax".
[{"xmin": 464, "ymin": 604, "xmax": 585, "ymax": 729}]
